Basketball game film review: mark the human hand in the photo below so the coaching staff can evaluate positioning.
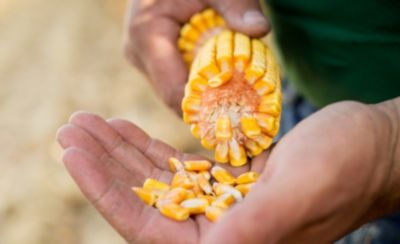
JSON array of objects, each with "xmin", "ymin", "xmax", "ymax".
[
  {"xmin": 124, "ymin": 0, "xmax": 269, "ymax": 113},
  {"xmin": 202, "ymin": 101, "xmax": 400, "ymax": 243},
  {"xmin": 56, "ymin": 111, "xmax": 271, "ymax": 243}
]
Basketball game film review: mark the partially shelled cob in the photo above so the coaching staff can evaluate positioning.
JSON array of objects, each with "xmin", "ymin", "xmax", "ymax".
[{"xmin": 179, "ymin": 9, "xmax": 282, "ymax": 167}]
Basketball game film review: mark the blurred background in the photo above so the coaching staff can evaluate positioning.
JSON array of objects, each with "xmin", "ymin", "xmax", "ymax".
[{"xmin": 0, "ymin": 0, "xmax": 204, "ymax": 243}]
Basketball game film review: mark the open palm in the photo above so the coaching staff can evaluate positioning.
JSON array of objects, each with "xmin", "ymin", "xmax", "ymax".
[{"xmin": 57, "ymin": 112, "xmax": 270, "ymax": 243}]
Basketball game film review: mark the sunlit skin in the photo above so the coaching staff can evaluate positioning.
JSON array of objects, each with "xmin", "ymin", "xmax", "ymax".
[{"xmin": 57, "ymin": 98, "xmax": 400, "ymax": 243}]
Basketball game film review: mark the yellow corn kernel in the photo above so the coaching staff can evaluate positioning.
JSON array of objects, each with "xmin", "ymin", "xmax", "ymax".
[
  {"xmin": 197, "ymin": 173, "xmax": 213, "ymax": 195},
  {"xmin": 258, "ymin": 103, "xmax": 281, "ymax": 117},
  {"xmin": 215, "ymin": 15, "xmax": 225, "ymax": 26},
  {"xmin": 198, "ymin": 194, "xmax": 215, "ymax": 204},
  {"xmin": 234, "ymin": 32, "xmax": 251, "ymax": 72},
  {"xmin": 215, "ymin": 115, "xmax": 232, "ymax": 140},
  {"xmin": 178, "ymin": 38, "xmax": 195, "ymax": 52},
  {"xmin": 190, "ymin": 13, "xmax": 208, "ymax": 32},
  {"xmin": 253, "ymin": 79, "xmax": 276, "ymax": 96},
  {"xmin": 184, "ymin": 160, "xmax": 212, "ymax": 171},
  {"xmin": 188, "ymin": 172, "xmax": 203, "ymax": 195},
  {"xmin": 159, "ymin": 203, "xmax": 190, "ymax": 221},
  {"xmin": 171, "ymin": 170, "xmax": 194, "ymax": 189},
  {"xmin": 240, "ymin": 116, "xmax": 262, "ymax": 138},
  {"xmin": 213, "ymin": 184, "xmax": 243, "ymax": 202},
  {"xmin": 210, "ymin": 166, "xmax": 235, "ymax": 185},
  {"xmin": 216, "ymin": 30, "xmax": 233, "ymax": 72},
  {"xmin": 211, "ymin": 193, "xmax": 235, "ymax": 209},
  {"xmin": 229, "ymin": 139, "xmax": 247, "ymax": 167},
  {"xmin": 188, "ymin": 75, "xmax": 208, "ymax": 92},
  {"xmin": 205, "ymin": 206, "xmax": 225, "ymax": 222},
  {"xmin": 131, "ymin": 187, "xmax": 156, "ymax": 206},
  {"xmin": 202, "ymin": 9, "xmax": 217, "ymax": 28},
  {"xmin": 183, "ymin": 112, "xmax": 200, "ymax": 124},
  {"xmin": 143, "ymin": 178, "xmax": 170, "ymax": 195},
  {"xmin": 244, "ymin": 139, "xmax": 263, "ymax": 156},
  {"xmin": 236, "ymin": 172, "xmax": 259, "ymax": 184},
  {"xmin": 180, "ymin": 24, "xmax": 200, "ymax": 42},
  {"xmin": 199, "ymin": 171, "xmax": 211, "ymax": 181},
  {"xmin": 181, "ymin": 95, "xmax": 201, "ymax": 113},
  {"xmin": 208, "ymin": 70, "xmax": 232, "ymax": 87},
  {"xmin": 190, "ymin": 124, "xmax": 201, "ymax": 139},
  {"xmin": 168, "ymin": 157, "xmax": 184, "ymax": 173},
  {"xmin": 201, "ymin": 137, "xmax": 216, "ymax": 150},
  {"xmin": 215, "ymin": 140, "xmax": 229, "ymax": 163},
  {"xmin": 180, "ymin": 198, "xmax": 209, "ymax": 214},
  {"xmin": 267, "ymin": 117, "xmax": 281, "ymax": 137},
  {"xmin": 245, "ymin": 39, "xmax": 266, "ymax": 83},
  {"xmin": 156, "ymin": 187, "xmax": 188, "ymax": 208},
  {"xmin": 254, "ymin": 113, "xmax": 275, "ymax": 133},
  {"xmin": 198, "ymin": 37, "xmax": 220, "ymax": 78},
  {"xmin": 235, "ymin": 183, "xmax": 254, "ymax": 196},
  {"xmin": 186, "ymin": 190, "xmax": 196, "ymax": 199},
  {"xmin": 253, "ymin": 133, "xmax": 273, "ymax": 149}
]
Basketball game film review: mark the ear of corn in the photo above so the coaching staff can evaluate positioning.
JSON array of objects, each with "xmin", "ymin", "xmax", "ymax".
[{"xmin": 179, "ymin": 9, "xmax": 282, "ymax": 167}]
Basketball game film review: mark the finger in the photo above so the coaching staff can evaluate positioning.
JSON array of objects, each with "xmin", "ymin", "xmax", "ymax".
[
  {"xmin": 107, "ymin": 118, "xmax": 184, "ymax": 171},
  {"xmin": 62, "ymin": 147, "xmax": 147, "ymax": 241},
  {"xmin": 250, "ymin": 150, "xmax": 272, "ymax": 174},
  {"xmin": 206, "ymin": 0, "xmax": 270, "ymax": 37},
  {"xmin": 69, "ymin": 111, "xmax": 154, "ymax": 182},
  {"xmin": 57, "ymin": 124, "xmax": 143, "ymax": 186},
  {"xmin": 127, "ymin": 12, "xmax": 187, "ymax": 113}
]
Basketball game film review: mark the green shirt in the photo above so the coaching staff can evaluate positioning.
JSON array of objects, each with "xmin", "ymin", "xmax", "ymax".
[{"xmin": 265, "ymin": 0, "xmax": 400, "ymax": 107}]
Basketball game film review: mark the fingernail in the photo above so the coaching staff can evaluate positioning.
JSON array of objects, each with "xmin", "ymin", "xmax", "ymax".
[{"xmin": 243, "ymin": 10, "xmax": 268, "ymax": 26}]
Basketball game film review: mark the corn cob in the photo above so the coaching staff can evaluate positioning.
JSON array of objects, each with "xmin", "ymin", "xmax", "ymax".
[
  {"xmin": 132, "ymin": 157, "xmax": 260, "ymax": 222},
  {"xmin": 179, "ymin": 9, "xmax": 282, "ymax": 167}
]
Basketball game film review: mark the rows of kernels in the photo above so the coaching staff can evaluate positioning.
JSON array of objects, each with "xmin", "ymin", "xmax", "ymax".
[
  {"xmin": 178, "ymin": 9, "xmax": 226, "ymax": 65},
  {"xmin": 132, "ymin": 158, "xmax": 260, "ymax": 222},
  {"xmin": 181, "ymin": 27, "xmax": 282, "ymax": 167}
]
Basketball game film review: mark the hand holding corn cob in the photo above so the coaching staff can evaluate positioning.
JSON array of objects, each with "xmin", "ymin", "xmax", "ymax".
[{"xmin": 124, "ymin": 0, "xmax": 269, "ymax": 113}]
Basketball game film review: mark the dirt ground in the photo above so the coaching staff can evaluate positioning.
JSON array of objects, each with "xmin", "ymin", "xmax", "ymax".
[{"xmin": 0, "ymin": 0, "xmax": 205, "ymax": 243}]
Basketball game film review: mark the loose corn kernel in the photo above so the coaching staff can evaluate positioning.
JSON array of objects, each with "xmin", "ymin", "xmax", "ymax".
[
  {"xmin": 168, "ymin": 157, "xmax": 184, "ymax": 173},
  {"xmin": 131, "ymin": 187, "xmax": 156, "ymax": 206},
  {"xmin": 213, "ymin": 184, "xmax": 243, "ymax": 202},
  {"xmin": 199, "ymin": 171, "xmax": 211, "ymax": 181},
  {"xmin": 212, "ymin": 193, "xmax": 235, "ymax": 209},
  {"xmin": 180, "ymin": 198, "xmax": 209, "ymax": 214},
  {"xmin": 236, "ymin": 172, "xmax": 259, "ymax": 184},
  {"xmin": 171, "ymin": 170, "xmax": 194, "ymax": 189},
  {"xmin": 205, "ymin": 206, "xmax": 225, "ymax": 222},
  {"xmin": 184, "ymin": 160, "xmax": 212, "ymax": 171},
  {"xmin": 143, "ymin": 178, "xmax": 170, "ymax": 196},
  {"xmin": 198, "ymin": 194, "xmax": 216, "ymax": 204},
  {"xmin": 197, "ymin": 173, "xmax": 213, "ymax": 195},
  {"xmin": 211, "ymin": 166, "xmax": 236, "ymax": 185},
  {"xmin": 156, "ymin": 187, "xmax": 188, "ymax": 208},
  {"xmin": 235, "ymin": 183, "xmax": 254, "ymax": 196},
  {"xmin": 159, "ymin": 203, "xmax": 190, "ymax": 221}
]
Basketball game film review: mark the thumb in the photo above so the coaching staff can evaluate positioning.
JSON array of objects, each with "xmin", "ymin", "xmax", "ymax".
[{"xmin": 207, "ymin": 0, "xmax": 270, "ymax": 37}]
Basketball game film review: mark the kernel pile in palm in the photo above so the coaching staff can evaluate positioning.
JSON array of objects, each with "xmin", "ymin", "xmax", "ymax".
[
  {"xmin": 179, "ymin": 9, "xmax": 282, "ymax": 167},
  {"xmin": 132, "ymin": 157, "xmax": 258, "ymax": 222}
]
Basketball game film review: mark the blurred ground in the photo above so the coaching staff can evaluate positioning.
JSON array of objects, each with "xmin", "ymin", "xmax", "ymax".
[{"xmin": 0, "ymin": 0, "xmax": 204, "ymax": 243}]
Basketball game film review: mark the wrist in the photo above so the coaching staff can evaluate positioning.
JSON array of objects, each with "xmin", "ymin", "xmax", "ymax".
[{"xmin": 369, "ymin": 97, "xmax": 400, "ymax": 217}]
